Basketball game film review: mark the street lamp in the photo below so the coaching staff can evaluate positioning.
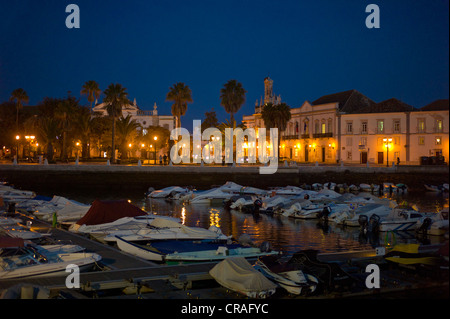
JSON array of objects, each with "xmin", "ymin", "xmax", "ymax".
[
  {"xmin": 15, "ymin": 135, "xmax": 20, "ymax": 161},
  {"xmin": 383, "ymin": 137, "xmax": 392, "ymax": 167},
  {"xmin": 153, "ymin": 136, "xmax": 158, "ymax": 164}
]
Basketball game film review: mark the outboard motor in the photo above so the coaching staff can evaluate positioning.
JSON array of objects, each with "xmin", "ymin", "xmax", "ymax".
[
  {"xmin": 259, "ymin": 241, "xmax": 272, "ymax": 253},
  {"xmin": 6, "ymin": 202, "xmax": 16, "ymax": 216},
  {"xmin": 358, "ymin": 215, "xmax": 369, "ymax": 232},
  {"xmin": 318, "ymin": 206, "xmax": 332, "ymax": 221},
  {"xmin": 368, "ymin": 214, "xmax": 381, "ymax": 233},
  {"xmin": 253, "ymin": 199, "xmax": 262, "ymax": 213},
  {"xmin": 416, "ymin": 217, "xmax": 432, "ymax": 235}
]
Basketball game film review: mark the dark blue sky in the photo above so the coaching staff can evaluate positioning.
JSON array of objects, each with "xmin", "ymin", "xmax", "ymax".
[{"xmin": 1, "ymin": 0, "xmax": 448, "ymax": 128}]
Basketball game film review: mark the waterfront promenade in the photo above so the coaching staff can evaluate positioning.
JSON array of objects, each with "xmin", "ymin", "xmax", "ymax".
[{"xmin": 0, "ymin": 161, "xmax": 448, "ymax": 193}]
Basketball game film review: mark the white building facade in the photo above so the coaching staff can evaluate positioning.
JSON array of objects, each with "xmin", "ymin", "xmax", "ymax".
[{"xmin": 243, "ymin": 79, "xmax": 449, "ymax": 165}]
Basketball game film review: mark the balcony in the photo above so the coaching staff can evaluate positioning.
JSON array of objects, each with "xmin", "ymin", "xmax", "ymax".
[
  {"xmin": 301, "ymin": 134, "xmax": 310, "ymax": 139},
  {"xmin": 312, "ymin": 132, "xmax": 333, "ymax": 138},
  {"xmin": 282, "ymin": 135, "xmax": 299, "ymax": 140}
]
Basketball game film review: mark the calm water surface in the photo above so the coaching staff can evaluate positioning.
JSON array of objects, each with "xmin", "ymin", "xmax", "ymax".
[{"xmin": 48, "ymin": 187, "xmax": 449, "ymax": 255}]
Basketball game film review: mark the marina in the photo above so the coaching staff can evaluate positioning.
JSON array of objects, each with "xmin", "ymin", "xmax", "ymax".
[{"xmin": 0, "ymin": 172, "xmax": 448, "ymax": 300}]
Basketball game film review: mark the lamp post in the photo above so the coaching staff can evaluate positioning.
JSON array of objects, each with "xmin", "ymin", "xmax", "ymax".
[
  {"xmin": 15, "ymin": 135, "xmax": 20, "ymax": 162},
  {"xmin": 383, "ymin": 137, "xmax": 392, "ymax": 167},
  {"xmin": 153, "ymin": 136, "xmax": 158, "ymax": 165}
]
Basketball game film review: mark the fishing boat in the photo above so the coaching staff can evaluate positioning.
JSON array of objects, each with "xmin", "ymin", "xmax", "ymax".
[
  {"xmin": 254, "ymin": 255, "xmax": 319, "ymax": 295},
  {"xmin": 209, "ymin": 257, "xmax": 278, "ymax": 298},
  {"xmin": 0, "ymin": 236, "xmax": 101, "ymax": 279}
]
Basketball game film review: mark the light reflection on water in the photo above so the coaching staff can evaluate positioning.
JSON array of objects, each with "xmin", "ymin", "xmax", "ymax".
[
  {"xmin": 46, "ymin": 188, "xmax": 448, "ymax": 255},
  {"xmin": 141, "ymin": 192, "xmax": 448, "ymax": 255}
]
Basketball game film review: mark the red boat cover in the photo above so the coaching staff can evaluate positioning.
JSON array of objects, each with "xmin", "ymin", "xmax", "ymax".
[
  {"xmin": 76, "ymin": 200, "xmax": 147, "ymax": 226},
  {"xmin": 0, "ymin": 236, "xmax": 25, "ymax": 248}
]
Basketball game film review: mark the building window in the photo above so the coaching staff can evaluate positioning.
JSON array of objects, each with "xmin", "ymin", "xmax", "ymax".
[
  {"xmin": 321, "ymin": 123, "xmax": 326, "ymax": 134},
  {"xmin": 377, "ymin": 120, "xmax": 384, "ymax": 134},
  {"xmin": 327, "ymin": 119, "xmax": 332, "ymax": 133},
  {"xmin": 360, "ymin": 137, "xmax": 367, "ymax": 146},
  {"xmin": 347, "ymin": 151, "xmax": 352, "ymax": 160},
  {"xmin": 418, "ymin": 136, "xmax": 425, "ymax": 145},
  {"xmin": 394, "ymin": 120, "xmax": 400, "ymax": 133},
  {"xmin": 418, "ymin": 119, "xmax": 425, "ymax": 133},
  {"xmin": 303, "ymin": 120, "xmax": 309, "ymax": 134},
  {"xmin": 315, "ymin": 120, "xmax": 320, "ymax": 134},
  {"xmin": 346, "ymin": 137, "xmax": 352, "ymax": 146},
  {"xmin": 436, "ymin": 119, "xmax": 443, "ymax": 133},
  {"xmin": 361, "ymin": 121, "xmax": 368, "ymax": 134},
  {"xmin": 394, "ymin": 137, "xmax": 400, "ymax": 145},
  {"xmin": 435, "ymin": 137, "xmax": 442, "ymax": 145},
  {"xmin": 346, "ymin": 122, "xmax": 353, "ymax": 134},
  {"xmin": 377, "ymin": 137, "xmax": 383, "ymax": 146},
  {"xmin": 394, "ymin": 152, "xmax": 400, "ymax": 162}
]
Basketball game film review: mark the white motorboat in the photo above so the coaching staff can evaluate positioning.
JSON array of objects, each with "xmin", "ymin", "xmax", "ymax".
[
  {"xmin": 359, "ymin": 184, "xmax": 372, "ymax": 192},
  {"xmin": 0, "ymin": 237, "xmax": 101, "ymax": 279},
  {"xmin": 424, "ymin": 184, "xmax": 444, "ymax": 192},
  {"xmin": 332, "ymin": 203, "xmax": 392, "ymax": 226},
  {"xmin": 281, "ymin": 202, "xmax": 324, "ymax": 219},
  {"xmin": 0, "ymin": 217, "xmax": 23, "ymax": 226},
  {"xmin": 254, "ymin": 255, "xmax": 318, "ymax": 295},
  {"xmin": 164, "ymin": 245, "xmax": 279, "ymax": 263},
  {"xmin": 0, "ymin": 224, "xmax": 50, "ymax": 240},
  {"xmin": 379, "ymin": 209, "xmax": 431, "ymax": 232},
  {"xmin": 270, "ymin": 186, "xmax": 303, "ymax": 196},
  {"xmin": 209, "ymin": 257, "xmax": 278, "ymax": 299},
  {"xmin": 189, "ymin": 188, "xmax": 234, "ymax": 204},
  {"xmin": 416, "ymin": 208, "xmax": 449, "ymax": 236},
  {"xmin": 147, "ymin": 186, "xmax": 193, "ymax": 199},
  {"xmin": 103, "ymin": 218, "xmax": 228, "ymax": 243}
]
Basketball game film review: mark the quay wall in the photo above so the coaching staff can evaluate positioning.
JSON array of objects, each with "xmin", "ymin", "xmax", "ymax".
[{"xmin": 0, "ymin": 164, "xmax": 448, "ymax": 195}]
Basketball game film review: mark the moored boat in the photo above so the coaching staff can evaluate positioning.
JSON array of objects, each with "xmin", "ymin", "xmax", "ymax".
[
  {"xmin": 254, "ymin": 255, "xmax": 319, "ymax": 295},
  {"xmin": 209, "ymin": 257, "xmax": 278, "ymax": 298},
  {"xmin": 0, "ymin": 236, "xmax": 101, "ymax": 279}
]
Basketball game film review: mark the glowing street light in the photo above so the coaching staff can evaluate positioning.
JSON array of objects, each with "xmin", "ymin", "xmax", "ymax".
[{"xmin": 383, "ymin": 137, "xmax": 393, "ymax": 167}]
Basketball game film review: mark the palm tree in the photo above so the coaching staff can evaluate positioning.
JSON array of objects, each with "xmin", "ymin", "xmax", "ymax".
[
  {"xmin": 55, "ymin": 97, "xmax": 78, "ymax": 160},
  {"xmin": 116, "ymin": 115, "xmax": 140, "ymax": 160},
  {"xmin": 10, "ymin": 88, "xmax": 29, "ymax": 132},
  {"xmin": 74, "ymin": 107, "xmax": 94, "ymax": 159},
  {"xmin": 81, "ymin": 80, "xmax": 101, "ymax": 111},
  {"xmin": 38, "ymin": 117, "xmax": 60, "ymax": 162},
  {"xmin": 103, "ymin": 83, "xmax": 130, "ymax": 164},
  {"xmin": 166, "ymin": 82, "xmax": 193, "ymax": 128},
  {"xmin": 261, "ymin": 102, "xmax": 292, "ymax": 150},
  {"xmin": 220, "ymin": 80, "xmax": 246, "ymax": 128}
]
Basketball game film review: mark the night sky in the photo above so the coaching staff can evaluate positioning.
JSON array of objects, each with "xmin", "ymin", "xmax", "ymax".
[{"xmin": 1, "ymin": 0, "xmax": 448, "ymax": 129}]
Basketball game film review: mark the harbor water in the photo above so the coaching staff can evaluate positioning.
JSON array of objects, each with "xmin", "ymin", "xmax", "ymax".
[{"xmin": 36, "ymin": 186, "xmax": 449, "ymax": 255}]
